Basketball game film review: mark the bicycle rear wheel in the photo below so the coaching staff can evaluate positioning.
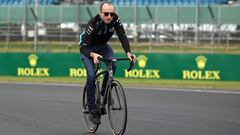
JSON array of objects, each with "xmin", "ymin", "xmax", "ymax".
[
  {"xmin": 82, "ymin": 86, "xmax": 99, "ymax": 133},
  {"xmin": 107, "ymin": 80, "xmax": 127, "ymax": 135}
]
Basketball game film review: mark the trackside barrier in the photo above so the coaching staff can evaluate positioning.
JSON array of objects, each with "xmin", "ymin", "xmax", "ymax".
[
  {"xmin": 0, "ymin": 53, "xmax": 239, "ymax": 81},
  {"xmin": 0, "ymin": 6, "xmax": 240, "ymax": 24}
]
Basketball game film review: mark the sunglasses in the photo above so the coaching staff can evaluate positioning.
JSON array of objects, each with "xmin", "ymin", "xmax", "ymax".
[{"xmin": 103, "ymin": 12, "xmax": 115, "ymax": 17}]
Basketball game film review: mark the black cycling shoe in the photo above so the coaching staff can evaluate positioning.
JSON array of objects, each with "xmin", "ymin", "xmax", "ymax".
[{"xmin": 89, "ymin": 108, "xmax": 101, "ymax": 124}]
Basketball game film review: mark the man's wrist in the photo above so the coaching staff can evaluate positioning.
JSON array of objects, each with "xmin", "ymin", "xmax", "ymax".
[
  {"xmin": 90, "ymin": 52, "xmax": 95, "ymax": 58},
  {"xmin": 127, "ymin": 52, "xmax": 131, "ymax": 55}
]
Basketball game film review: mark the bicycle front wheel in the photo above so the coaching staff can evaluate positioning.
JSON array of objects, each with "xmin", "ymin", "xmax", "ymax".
[
  {"xmin": 82, "ymin": 86, "xmax": 99, "ymax": 133},
  {"xmin": 107, "ymin": 80, "xmax": 127, "ymax": 135}
]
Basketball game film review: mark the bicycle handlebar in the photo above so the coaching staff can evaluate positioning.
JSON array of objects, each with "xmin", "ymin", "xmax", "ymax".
[{"xmin": 97, "ymin": 56, "xmax": 135, "ymax": 71}]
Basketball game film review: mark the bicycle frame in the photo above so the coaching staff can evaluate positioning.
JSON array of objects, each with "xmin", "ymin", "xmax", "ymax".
[
  {"xmin": 95, "ymin": 59, "xmax": 115, "ymax": 107},
  {"xmin": 95, "ymin": 57, "xmax": 134, "ymax": 107},
  {"xmin": 82, "ymin": 57, "xmax": 134, "ymax": 134}
]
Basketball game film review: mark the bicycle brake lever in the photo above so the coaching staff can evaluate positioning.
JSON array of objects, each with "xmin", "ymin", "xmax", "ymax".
[{"xmin": 127, "ymin": 60, "xmax": 135, "ymax": 71}]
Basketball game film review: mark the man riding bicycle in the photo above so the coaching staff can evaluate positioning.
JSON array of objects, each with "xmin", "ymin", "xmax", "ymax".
[{"xmin": 79, "ymin": 1, "xmax": 136, "ymax": 124}]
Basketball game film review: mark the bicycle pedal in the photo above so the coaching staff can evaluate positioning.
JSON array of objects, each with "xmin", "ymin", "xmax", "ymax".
[{"xmin": 89, "ymin": 114, "xmax": 101, "ymax": 125}]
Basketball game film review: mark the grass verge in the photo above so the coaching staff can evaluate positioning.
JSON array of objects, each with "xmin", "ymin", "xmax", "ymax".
[
  {"xmin": 1, "ymin": 41, "xmax": 240, "ymax": 54},
  {"xmin": 0, "ymin": 76, "xmax": 239, "ymax": 91}
]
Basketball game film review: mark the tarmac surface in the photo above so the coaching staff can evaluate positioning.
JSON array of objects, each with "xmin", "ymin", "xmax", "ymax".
[{"xmin": 0, "ymin": 82, "xmax": 240, "ymax": 135}]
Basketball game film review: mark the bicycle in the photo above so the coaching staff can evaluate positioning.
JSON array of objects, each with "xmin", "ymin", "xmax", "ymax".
[{"xmin": 82, "ymin": 56, "xmax": 134, "ymax": 135}]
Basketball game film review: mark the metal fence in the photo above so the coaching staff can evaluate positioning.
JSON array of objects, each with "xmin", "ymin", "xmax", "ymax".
[{"xmin": 0, "ymin": 5, "xmax": 240, "ymax": 52}]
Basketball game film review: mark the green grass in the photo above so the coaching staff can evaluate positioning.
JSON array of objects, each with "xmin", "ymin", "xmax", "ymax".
[
  {"xmin": 0, "ymin": 76, "xmax": 239, "ymax": 90},
  {"xmin": 1, "ymin": 41, "xmax": 240, "ymax": 54},
  {"xmin": 0, "ymin": 41, "xmax": 78, "ymax": 53}
]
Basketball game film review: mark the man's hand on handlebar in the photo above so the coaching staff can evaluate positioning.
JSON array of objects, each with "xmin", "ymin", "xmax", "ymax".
[
  {"xmin": 127, "ymin": 52, "xmax": 136, "ymax": 62},
  {"xmin": 90, "ymin": 52, "xmax": 102, "ymax": 64}
]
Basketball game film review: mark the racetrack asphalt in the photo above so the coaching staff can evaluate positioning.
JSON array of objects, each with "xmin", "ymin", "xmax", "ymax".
[{"xmin": 0, "ymin": 82, "xmax": 240, "ymax": 135}]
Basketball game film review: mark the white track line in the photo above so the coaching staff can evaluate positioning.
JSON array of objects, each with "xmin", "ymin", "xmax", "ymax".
[
  {"xmin": 127, "ymin": 86, "xmax": 240, "ymax": 95},
  {"xmin": 1, "ymin": 81, "xmax": 240, "ymax": 95}
]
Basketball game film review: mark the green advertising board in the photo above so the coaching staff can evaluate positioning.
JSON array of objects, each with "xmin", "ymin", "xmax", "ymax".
[{"xmin": 0, "ymin": 53, "xmax": 239, "ymax": 81}]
